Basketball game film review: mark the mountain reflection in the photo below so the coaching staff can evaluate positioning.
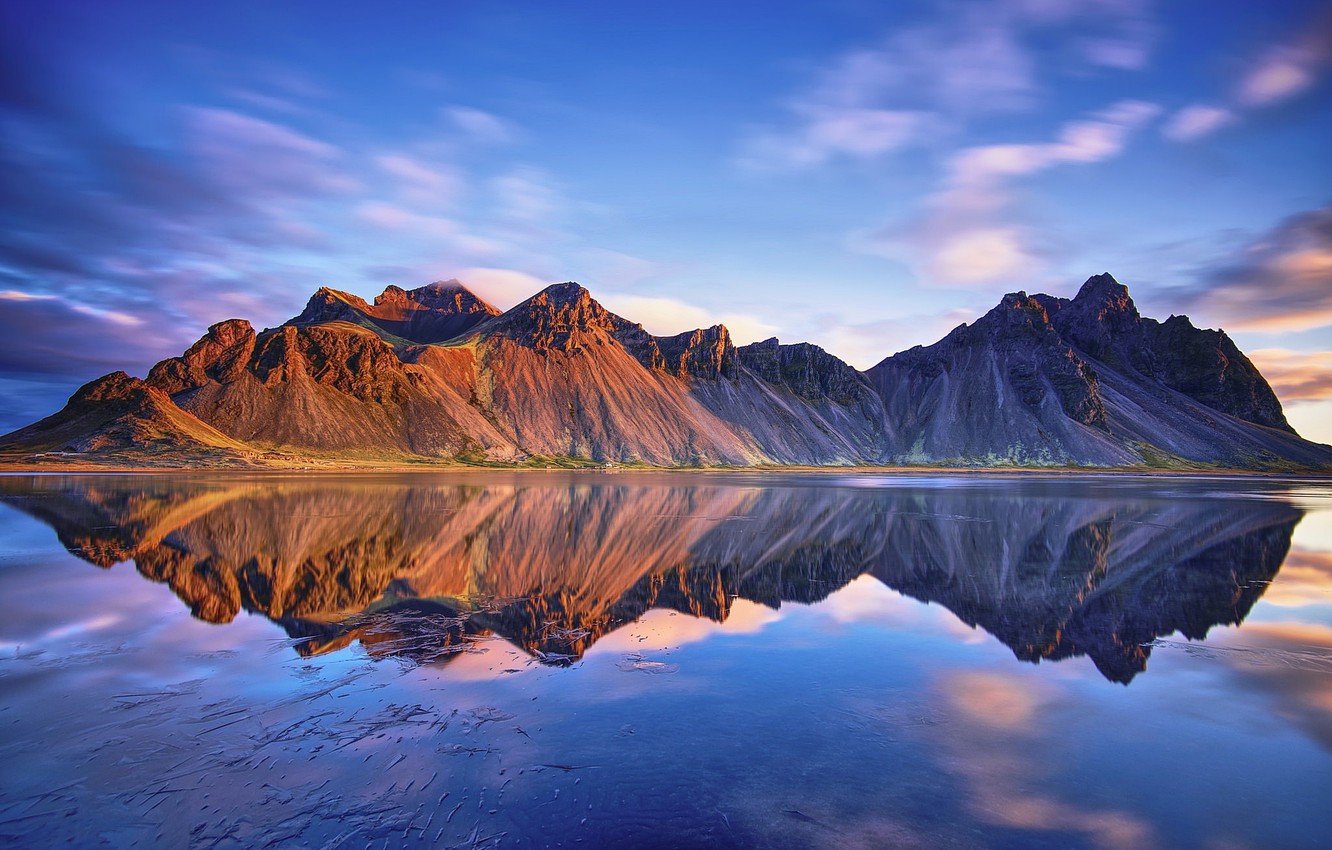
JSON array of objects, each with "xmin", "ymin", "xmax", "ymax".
[{"xmin": 0, "ymin": 475, "xmax": 1301, "ymax": 683}]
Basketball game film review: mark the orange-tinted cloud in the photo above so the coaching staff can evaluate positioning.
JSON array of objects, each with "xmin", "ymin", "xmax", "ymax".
[
  {"xmin": 1187, "ymin": 207, "xmax": 1332, "ymax": 333},
  {"xmin": 1247, "ymin": 350, "xmax": 1332, "ymax": 403}
]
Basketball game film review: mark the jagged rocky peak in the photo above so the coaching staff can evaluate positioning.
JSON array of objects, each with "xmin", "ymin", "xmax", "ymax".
[
  {"xmin": 739, "ymin": 338, "xmax": 873, "ymax": 404},
  {"xmin": 147, "ymin": 318, "xmax": 257, "ymax": 394},
  {"xmin": 1051, "ymin": 273, "xmax": 1150, "ymax": 373},
  {"xmin": 1146, "ymin": 313, "xmax": 1293, "ymax": 432},
  {"xmin": 1060, "ymin": 273, "xmax": 1145, "ymax": 335},
  {"xmin": 1074, "ymin": 272, "xmax": 1137, "ymax": 314},
  {"xmin": 287, "ymin": 286, "xmax": 370, "ymax": 327},
  {"xmin": 71, "ymin": 370, "xmax": 146, "ymax": 403},
  {"xmin": 284, "ymin": 280, "xmax": 501, "ymax": 346},
  {"xmin": 656, "ymin": 325, "xmax": 738, "ymax": 380},
  {"xmin": 977, "ymin": 291, "xmax": 1060, "ymax": 338},
  {"xmin": 1040, "ymin": 273, "xmax": 1292, "ymax": 433},
  {"xmin": 486, "ymin": 282, "xmax": 629, "ymax": 351},
  {"xmin": 205, "ymin": 318, "xmax": 255, "ymax": 347},
  {"xmin": 373, "ymin": 279, "xmax": 498, "ymax": 315}
]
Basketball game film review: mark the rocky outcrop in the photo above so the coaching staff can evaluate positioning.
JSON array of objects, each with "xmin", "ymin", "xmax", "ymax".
[
  {"xmin": 287, "ymin": 280, "xmax": 500, "ymax": 345},
  {"xmin": 147, "ymin": 319, "xmax": 257, "ymax": 394},
  {"xmin": 866, "ymin": 291, "xmax": 1124, "ymax": 465},
  {"xmin": 0, "ymin": 371, "xmax": 251, "ymax": 461},
  {"xmin": 864, "ymin": 274, "xmax": 1328, "ymax": 467},
  {"xmin": 657, "ymin": 326, "xmax": 739, "ymax": 380},
  {"xmin": 1049, "ymin": 273, "xmax": 1292, "ymax": 432}
]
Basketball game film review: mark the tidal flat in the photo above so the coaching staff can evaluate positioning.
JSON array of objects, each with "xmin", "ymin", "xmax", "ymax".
[{"xmin": 1, "ymin": 472, "xmax": 1330, "ymax": 849}]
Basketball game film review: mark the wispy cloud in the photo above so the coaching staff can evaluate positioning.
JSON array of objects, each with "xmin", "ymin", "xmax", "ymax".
[
  {"xmin": 374, "ymin": 153, "xmax": 463, "ymax": 208},
  {"xmin": 452, "ymin": 267, "xmax": 550, "ymax": 309},
  {"xmin": 446, "ymin": 106, "xmax": 516, "ymax": 145},
  {"xmin": 1164, "ymin": 9, "xmax": 1331, "ymax": 142},
  {"xmin": 355, "ymin": 201, "xmax": 458, "ymax": 239},
  {"xmin": 1161, "ymin": 104, "xmax": 1235, "ymax": 141},
  {"xmin": 186, "ymin": 107, "xmax": 358, "ymax": 200},
  {"xmin": 1236, "ymin": 24, "xmax": 1332, "ymax": 107},
  {"xmin": 741, "ymin": 107, "xmax": 931, "ymax": 169},
  {"xmin": 857, "ymin": 99, "xmax": 1160, "ymax": 288},
  {"xmin": 739, "ymin": 0, "xmax": 1155, "ymax": 170},
  {"xmin": 1247, "ymin": 349, "xmax": 1332, "ymax": 403},
  {"xmin": 0, "ymin": 290, "xmax": 174, "ymax": 378}
]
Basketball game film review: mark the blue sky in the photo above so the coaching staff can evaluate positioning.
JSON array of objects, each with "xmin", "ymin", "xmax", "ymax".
[{"xmin": 2, "ymin": 0, "xmax": 1330, "ymax": 441}]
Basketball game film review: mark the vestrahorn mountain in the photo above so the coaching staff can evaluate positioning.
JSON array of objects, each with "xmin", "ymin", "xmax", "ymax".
[{"xmin": 3, "ymin": 273, "xmax": 1329, "ymax": 469}]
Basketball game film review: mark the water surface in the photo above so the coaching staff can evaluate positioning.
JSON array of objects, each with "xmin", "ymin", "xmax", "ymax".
[{"xmin": 1, "ymin": 472, "xmax": 1330, "ymax": 849}]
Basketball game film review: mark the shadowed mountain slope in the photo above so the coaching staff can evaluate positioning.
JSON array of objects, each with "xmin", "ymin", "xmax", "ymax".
[
  {"xmin": 286, "ymin": 280, "xmax": 502, "ymax": 345},
  {"xmin": 0, "ymin": 371, "xmax": 254, "ymax": 465},
  {"xmin": 864, "ymin": 273, "xmax": 1330, "ymax": 468}
]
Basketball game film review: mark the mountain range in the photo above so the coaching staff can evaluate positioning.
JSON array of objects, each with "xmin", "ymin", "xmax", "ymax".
[{"xmin": 3, "ymin": 272, "xmax": 1329, "ymax": 469}]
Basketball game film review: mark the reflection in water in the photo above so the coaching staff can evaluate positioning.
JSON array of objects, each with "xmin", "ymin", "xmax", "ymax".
[{"xmin": 0, "ymin": 474, "xmax": 1300, "ymax": 683}]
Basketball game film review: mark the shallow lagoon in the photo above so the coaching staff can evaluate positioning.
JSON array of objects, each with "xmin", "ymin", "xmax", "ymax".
[{"xmin": 1, "ymin": 472, "xmax": 1330, "ymax": 849}]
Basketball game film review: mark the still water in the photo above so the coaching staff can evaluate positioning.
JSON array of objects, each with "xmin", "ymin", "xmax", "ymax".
[{"xmin": 1, "ymin": 472, "xmax": 1329, "ymax": 849}]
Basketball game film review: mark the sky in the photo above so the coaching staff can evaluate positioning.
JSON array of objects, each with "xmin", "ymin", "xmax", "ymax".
[{"xmin": 1, "ymin": 0, "xmax": 1330, "ymax": 442}]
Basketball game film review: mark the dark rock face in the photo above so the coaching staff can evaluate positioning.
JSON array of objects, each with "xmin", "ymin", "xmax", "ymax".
[
  {"xmin": 477, "ymin": 282, "xmax": 623, "ymax": 352},
  {"xmin": 1050, "ymin": 273, "xmax": 1292, "ymax": 433},
  {"xmin": 657, "ymin": 326, "xmax": 739, "ymax": 380},
  {"xmin": 287, "ymin": 280, "xmax": 501, "ymax": 345},
  {"xmin": 1144, "ymin": 315, "xmax": 1292, "ymax": 432},
  {"xmin": 864, "ymin": 273, "xmax": 1325, "ymax": 467},
  {"xmin": 866, "ymin": 291, "xmax": 1119, "ymax": 465},
  {"xmin": 740, "ymin": 338, "xmax": 877, "ymax": 407},
  {"xmin": 482, "ymin": 284, "xmax": 740, "ymax": 379}
]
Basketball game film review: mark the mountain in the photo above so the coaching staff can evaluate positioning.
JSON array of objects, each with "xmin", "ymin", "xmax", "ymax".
[
  {"xmin": 1, "ymin": 273, "xmax": 1329, "ymax": 469},
  {"xmin": 0, "ymin": 474, "xmax": 1299, "ymax": 682},
  {"xmin": 0, "ymin": 370, "xmax": 255, "ymax": 465},
  {"xmin": 286, "ymin": 279, "xmax": 500, "ymax": 344},
  {"xmin": 864, "ymin": 273, "xmax": 1330, "ymax": 468}
]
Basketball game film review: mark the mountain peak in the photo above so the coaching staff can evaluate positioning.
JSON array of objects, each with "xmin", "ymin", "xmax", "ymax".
[
  {"xmin": 284, "ymin": 280, "xmax": 499, "ymax": 345},
  {"xmin": 288, "ymin": 288, "xmax": 369, "ymax": 327},
  {"xmin": 1054, "ymin": 272, "xmax": 1143, "ymax": 357},
  {"xmin": 373, "ymin": 279, "xmax": 496, "ymax": 313},
  {"xmin": 976, "ymin": 291, "xmax": 1056, "ymax": 338},
  {"xmin": 537, "ymin": 281, "xmax": 591, "ymax": 304},
  {"xmin": 484, "ymin": 282, "xmax": 625, "ymax": 351},
  {"xmin": 1072, "ymin": 272, "xmax": 1134, "ymax": 312}
]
